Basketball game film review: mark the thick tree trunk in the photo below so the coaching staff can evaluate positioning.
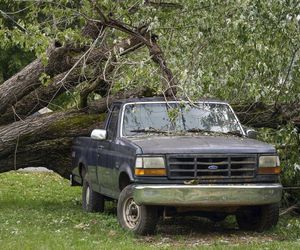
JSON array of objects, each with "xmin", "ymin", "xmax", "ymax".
[
  {"xmin": 0, "ymin": 69, "xmax": 83, "ymax": 125},
  {"xmin": 0, "ymin": 36, "xmax": 145, "ymax": 126},
  {"xmin": 0, "ymin": 110, "xmax": 104, "ymax": 178},
  {"xmin": 0, "ymin": 21, "xmax": 106, "ymax": 116},
  {"xmin": 0, "ymin": 44, "xmax": 78, "ymax": 116},
  {"xmin": 0, "ymin": 138, "xmax": 74, "ymax": 178}
]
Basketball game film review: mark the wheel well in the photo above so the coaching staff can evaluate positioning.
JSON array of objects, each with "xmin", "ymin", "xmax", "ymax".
[{"xmin": 119, "ymin": 172, "xmax": 131, "ymax": 191}]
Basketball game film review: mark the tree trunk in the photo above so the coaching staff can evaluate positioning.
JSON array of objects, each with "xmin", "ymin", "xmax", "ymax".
[
  {"xmin": 0, "ymin": 86, "xmax": 149, "ymax": 177},
  {"xmin": 0, "ymin": 35, "xmax": 145, "ymax": 126},
  {"xmin": 0, "ymin": 44, "xmax": 78, "ymax": 116},
  {"xmin": 0, "ymin": 110, "xmax": 104, "ymax": 177}
]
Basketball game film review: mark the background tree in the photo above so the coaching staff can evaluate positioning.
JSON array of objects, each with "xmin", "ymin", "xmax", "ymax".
[{"xmin": 0, "ymin": 0, "xmax": 299, "ymax": 203}]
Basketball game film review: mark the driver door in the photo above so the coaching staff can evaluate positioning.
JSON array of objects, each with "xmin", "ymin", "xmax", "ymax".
[{"xmin": 96, "ymin": 105, "xmax": 120, "ymax": 196}]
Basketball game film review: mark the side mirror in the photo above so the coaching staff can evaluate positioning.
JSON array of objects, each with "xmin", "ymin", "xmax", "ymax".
[
  {"xmin": 91, "ymin": 129, "xmax": 107, "ymax": 140},
  {"xmin": 246, "ymin": 129, "xmax": 258, "ymax": 139}
]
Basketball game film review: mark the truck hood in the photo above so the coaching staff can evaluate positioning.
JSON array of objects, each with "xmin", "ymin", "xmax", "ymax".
[{"xmin": 128, "ymin": 135, "xmax": 276, "ymax": 154}]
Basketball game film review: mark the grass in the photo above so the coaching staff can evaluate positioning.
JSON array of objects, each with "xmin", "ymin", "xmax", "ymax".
[{"xmin": 0, "ymin": 172, "xmax": 300, "ymax": 250}]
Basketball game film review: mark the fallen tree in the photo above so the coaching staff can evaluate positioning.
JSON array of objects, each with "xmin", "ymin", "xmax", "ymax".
[
  {"xmin": 1, "ymin": 93, "xmax": 299, "ymax": 178},
  {"xmin": 0, "ymin": 2, "xmax": 299, "ymax": 180}
]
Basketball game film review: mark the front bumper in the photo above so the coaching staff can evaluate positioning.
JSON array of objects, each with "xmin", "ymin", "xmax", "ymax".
[{"xmin": 133, "ymin": 184, "xmax": 282, "ymax": 206}]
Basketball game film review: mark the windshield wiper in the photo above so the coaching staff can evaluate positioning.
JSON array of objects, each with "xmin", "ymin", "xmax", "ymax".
[
  {"xmin": 225, "ymin": 130, "xmax": 243, "ymax": 137},
  {"xmin": 186, "ymin": 128, "xmax": 214, "ymax": 133},
  {"xmin": 130, "ymin": 127, "xmax": 168, "ymax": 134}
]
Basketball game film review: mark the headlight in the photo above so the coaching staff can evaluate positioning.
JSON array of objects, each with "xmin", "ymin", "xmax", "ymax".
[
  {"xmin": 135, "ymin": 156, "xmax": 166, "ymax": 176},
  {"xmin": 259, "ymin": 156, "xmax": 280, "ymax": 167},
  {"xmin": 258, "ymin": 155, "xmax": 280, "ymax": 174}
]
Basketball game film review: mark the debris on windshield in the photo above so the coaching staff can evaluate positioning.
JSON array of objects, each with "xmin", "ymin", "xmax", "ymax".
[
  {"xmin": 185, "ymin": 128, "xmax": 244, "ymax": 137},
  {"xmin": 123, "ymin": 102, "xmax": 244, "ymax": 137}
]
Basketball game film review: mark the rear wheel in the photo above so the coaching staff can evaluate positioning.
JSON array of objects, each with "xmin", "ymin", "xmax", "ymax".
[
  {"xmin": 117, "ymin": 185, "xmax": 158, "ymax": 235},
  {"xmin": 82, "ymin": 172, "xmax": 105, "ymax": 212},
  {"xmin": 236, "ymin": 203, "xmax": 279, "ymax": 232}
]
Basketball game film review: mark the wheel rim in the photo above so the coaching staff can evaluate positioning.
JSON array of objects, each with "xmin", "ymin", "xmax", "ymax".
[
  {"xmin": 86, "ymin": 185, "xmax": 90, "ymax": 206},
  {"xmin": 123, "ymin": 197, "xmax": 141, "ymax": 229}
]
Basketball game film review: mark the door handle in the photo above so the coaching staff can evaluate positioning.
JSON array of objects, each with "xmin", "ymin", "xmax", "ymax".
[{"xmin": 97, "ymin": 145, "xmax": 103, "ymax": 156}]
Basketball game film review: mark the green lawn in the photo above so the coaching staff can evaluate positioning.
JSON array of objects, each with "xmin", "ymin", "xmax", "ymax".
[{"xmin": 0, "ymin": 172, "xmax": 300, "ymax": 250}]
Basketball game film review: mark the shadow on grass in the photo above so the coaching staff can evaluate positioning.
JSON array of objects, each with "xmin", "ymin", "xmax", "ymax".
[
  {"xmin": 157, "ymin": 216, "xmax": 238, "ymax": 236},
  {"xmin": 104, "ymin": 201, "xmax": 238, "ymax": 236},
  {"xmin": 104, "ymin": 202, "xmax": 239, "ymax": 236}
]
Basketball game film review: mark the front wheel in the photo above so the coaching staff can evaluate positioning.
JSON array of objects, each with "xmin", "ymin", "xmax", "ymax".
[
  {"xmin": 117, "ymin": 185, "xmax": 158, "ymax": 235},
  {"xmin": 236, "ymin": 203, "xmax": 279, "ymax": 232}
]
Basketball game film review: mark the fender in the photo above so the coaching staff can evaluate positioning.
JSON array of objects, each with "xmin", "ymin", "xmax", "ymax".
[{"xmin": 118, "ymin": 163, "xmax": 134, "ymax": 182}]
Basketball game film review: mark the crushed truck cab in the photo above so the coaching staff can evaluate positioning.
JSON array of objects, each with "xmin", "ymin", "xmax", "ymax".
[{"xmin": 71, "ymin": 98, "xmax": 282, "ymax": 235}]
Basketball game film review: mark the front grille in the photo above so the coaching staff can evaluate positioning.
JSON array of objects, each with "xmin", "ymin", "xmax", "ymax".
[{"xmin": 167, "ymin": 154, "xmax": 257, "ymax": 179}]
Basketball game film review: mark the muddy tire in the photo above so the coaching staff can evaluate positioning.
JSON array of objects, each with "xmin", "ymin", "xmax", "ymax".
[
  {"xmin": 117, "ymin": 185, "xmax": 158, "ymax": 235},
  {"xmin": 236, "ymin": 203, "xmax": 279, "ymax": 232},
  {"xmin": 82, "ymin": 173, "xmax": 105, "ymax": 212}
]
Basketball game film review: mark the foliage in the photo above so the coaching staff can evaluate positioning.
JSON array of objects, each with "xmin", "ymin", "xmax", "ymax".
[
  {"xmin": 0, "ymin": 46, "xmax": 34, "ymax": 83},
  {"xmin": 1, "ymin": 171, "xmax": 300, "ymax": 249},
  {"xmin": 1, "ymin": 0, "xmax": 299, "ymax": 103},
  {"xmin": 259, "ymin": 124, "xmax": 300, "ymax": 204}
]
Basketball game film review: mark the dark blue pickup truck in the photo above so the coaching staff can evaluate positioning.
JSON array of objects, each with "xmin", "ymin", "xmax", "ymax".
[{"xmin": 71, "ymin": 98, "xmax": 282, "ymax": 235}]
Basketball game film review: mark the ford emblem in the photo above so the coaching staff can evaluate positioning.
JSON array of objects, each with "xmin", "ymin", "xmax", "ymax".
[{"xmin": 208, "ymin": 165, "xmax": 218, "ymax": 170}]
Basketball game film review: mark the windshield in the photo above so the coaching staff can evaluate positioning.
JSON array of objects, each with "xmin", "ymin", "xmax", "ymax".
[{"xmin": 122, "ymin": 102, "xmax": 243, "ymax": 137}]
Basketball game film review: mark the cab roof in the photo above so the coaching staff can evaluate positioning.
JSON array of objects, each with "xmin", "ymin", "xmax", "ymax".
[{"xmin": 113, "ymin": 97, "xmax": 228, "ymax": 105}]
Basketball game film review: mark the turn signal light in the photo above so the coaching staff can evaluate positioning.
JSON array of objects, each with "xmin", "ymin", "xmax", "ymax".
[
  {"xmin": 135, "ymin": 168, "xmax": 166, "ymax": 176},
  {"xmin": 258, "ymin": 167, "xmax": 281, "ymax": 174}
]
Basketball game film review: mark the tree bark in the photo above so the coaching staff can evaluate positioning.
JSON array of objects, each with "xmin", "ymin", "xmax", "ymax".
[
  {"xmin": 0, "ymin": 44, "xmax": 77, "ymax": 116},
  {"xmin": 0, "ymin": 138, "xmax": 74, "ymax": 178},
  {"xmin": 0, "ymin": 20, "xmax": 105, "ymax": 117},
  {"xmin": 0, "ymin": 110, "xmax": 104, "ymax": 177}
]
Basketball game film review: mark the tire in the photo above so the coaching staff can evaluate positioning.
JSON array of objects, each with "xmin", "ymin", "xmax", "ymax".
[
  {"xmin": 117, "ymin": 185, "xmax": 158, "ymax": 235},
  {"xmin": 236, "ymin": 203, "xmax": 279, "ymax": 232},
  {"xmin": 82, "ymin": 173, "xmax": 105, "ymax": 213}
]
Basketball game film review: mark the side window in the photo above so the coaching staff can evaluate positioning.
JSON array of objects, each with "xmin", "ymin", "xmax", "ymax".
[{"xmin": 106, "ymin": 106, "xmax": 121, "ymax": 140}]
